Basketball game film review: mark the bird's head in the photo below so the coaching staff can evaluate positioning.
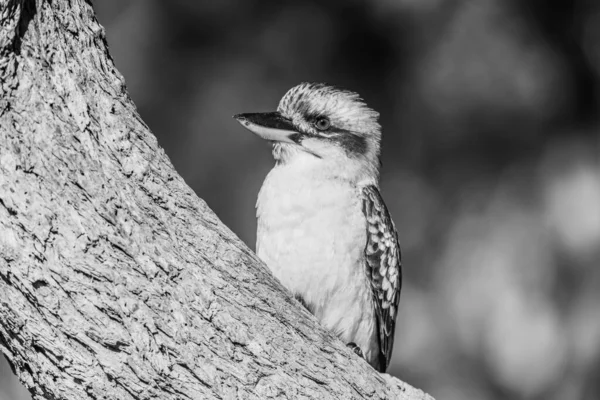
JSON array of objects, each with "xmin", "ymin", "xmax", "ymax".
[{"xmin": 234, "ymin": 82, "xmax": 382, "ymax": 183}]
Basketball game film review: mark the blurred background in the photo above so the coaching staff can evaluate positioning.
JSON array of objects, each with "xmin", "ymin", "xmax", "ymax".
[{"xmin": 2, "ymin": 0, "xmax": 599, "ymax": 399}]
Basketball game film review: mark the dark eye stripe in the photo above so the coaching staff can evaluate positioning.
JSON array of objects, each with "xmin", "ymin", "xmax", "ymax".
[
  {"xmin": 325, "ymin": 130, "xmax": 367, "ymax": 156},
  {"xmin": 297, "ymin": 116, "xmax": 368, "ymax": 157}
]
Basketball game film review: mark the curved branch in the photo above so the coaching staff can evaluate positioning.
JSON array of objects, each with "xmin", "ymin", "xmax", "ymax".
[{"xmin": 0, "ymin": 1, "xmax": 434, "ymax": 399}]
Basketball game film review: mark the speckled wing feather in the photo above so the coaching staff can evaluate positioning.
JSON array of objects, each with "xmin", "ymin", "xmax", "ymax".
[{"xmin": 362, "ymin": 185, "xmax": 402, "ymax": 372}]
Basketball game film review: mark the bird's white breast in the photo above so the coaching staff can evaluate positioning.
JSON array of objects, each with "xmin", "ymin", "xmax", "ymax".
[{"xmin": 256, "ymin": 155, "xmax": 378, "ymax": 364}]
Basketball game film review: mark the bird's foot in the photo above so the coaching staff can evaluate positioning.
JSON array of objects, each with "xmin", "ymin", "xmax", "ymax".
[{"xmin": 346, "ymin": 342, "xmax": 364, "ymax": 358}]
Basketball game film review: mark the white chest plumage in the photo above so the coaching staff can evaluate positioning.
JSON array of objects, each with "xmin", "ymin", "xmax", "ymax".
[{"xmin": 256, "ymin": 158, "xmax": 378, "ymax": 365}]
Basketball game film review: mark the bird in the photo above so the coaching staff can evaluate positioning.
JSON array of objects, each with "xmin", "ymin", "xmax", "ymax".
[{"xmin": 233, "ymin": 82, "xmax": 401, "ymax": 373}]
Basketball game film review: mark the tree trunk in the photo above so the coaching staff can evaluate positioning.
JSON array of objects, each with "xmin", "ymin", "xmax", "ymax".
[{"xmin": 0, "ymin": 1, "xmax": 434, "ymax": 399}]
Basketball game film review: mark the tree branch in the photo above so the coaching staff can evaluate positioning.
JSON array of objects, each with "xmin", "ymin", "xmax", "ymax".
[{"xmin": 0, "ymin": 1, "xmax": 434, "ymax": 398}]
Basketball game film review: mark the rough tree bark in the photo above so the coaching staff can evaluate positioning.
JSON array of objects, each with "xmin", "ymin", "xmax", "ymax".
[{"xmin": 0, "ymin": 1, "xmax": 434, "ymax": 399}]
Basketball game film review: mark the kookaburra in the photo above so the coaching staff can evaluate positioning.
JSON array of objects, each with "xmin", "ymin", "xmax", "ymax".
[{"xmin": 234, "ymin": 82, "xmax": 401, "ymax": 372}]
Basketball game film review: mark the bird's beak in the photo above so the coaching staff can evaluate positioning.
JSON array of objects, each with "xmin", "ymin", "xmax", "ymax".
[{"xmin": 233, "ymin": 112, "xmax": 298, "ymax": 144}]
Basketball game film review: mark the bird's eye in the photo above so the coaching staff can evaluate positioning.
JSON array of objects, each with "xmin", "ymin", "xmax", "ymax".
[{"xmin": 315, "ymin": 117, "xmax": 331, "ymax": 131}]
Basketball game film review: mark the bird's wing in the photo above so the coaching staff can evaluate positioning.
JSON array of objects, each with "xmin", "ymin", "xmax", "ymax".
[{"xmin": 361, "ymin": 185, "xmax": 402, "ymax": 372}]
